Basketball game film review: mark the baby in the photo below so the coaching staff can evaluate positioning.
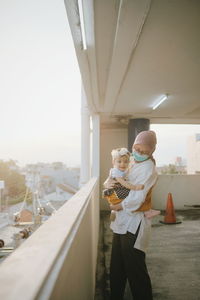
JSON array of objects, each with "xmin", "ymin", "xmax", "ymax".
[{"xmin": 103, "ymin": 147, "xmax": 160, "ymax": 221}]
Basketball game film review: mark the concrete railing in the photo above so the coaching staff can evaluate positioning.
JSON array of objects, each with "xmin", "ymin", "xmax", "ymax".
[
  {"xmin": 153, "ymin": 174, "xmax": 200, "ymax": 210},
  {"xmin": 0, "ymin": 177, "xmax": 99, "ymax": 300}
]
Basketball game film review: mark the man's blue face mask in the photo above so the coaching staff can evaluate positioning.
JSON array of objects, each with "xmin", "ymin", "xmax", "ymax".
[{"xmin": 132, "ymin": 151, "xmax": 149, "ymax": 162}]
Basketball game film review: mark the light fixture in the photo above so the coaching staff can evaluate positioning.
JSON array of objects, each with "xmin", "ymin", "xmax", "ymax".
[
  {"xmin": 152, "ymin": 94, "xmax": 168, "ymax": 110},
  {"xmin": 78, "ymin": 0, "xmax": 87, "ymax": 50}
]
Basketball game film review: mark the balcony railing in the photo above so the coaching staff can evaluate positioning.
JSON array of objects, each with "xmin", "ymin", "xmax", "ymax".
[{"xmin": 0, "ymin": 177, "xmax": 99, "ymax": 300}]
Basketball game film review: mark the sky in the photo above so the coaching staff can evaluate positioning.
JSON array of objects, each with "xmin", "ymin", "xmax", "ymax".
[
  {"xmin": 151, "ymin": 124, "xmax": 200, "ymax": 166},
  {"xmin": 0, "ymin": 0, "xmax": 81, "ymax": 167},
  {"xmin": 0, "ymin": 1, "xmax": 200, "ymax": 168}
]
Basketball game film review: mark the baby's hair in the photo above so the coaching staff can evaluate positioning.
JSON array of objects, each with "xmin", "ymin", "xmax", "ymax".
[{"xmin": 111, "ymin": 148, "xmax": 130, "ymax": 160}]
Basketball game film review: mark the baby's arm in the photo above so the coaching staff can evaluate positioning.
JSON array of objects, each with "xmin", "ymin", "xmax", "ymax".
[
  {"xmin": 103, "ymin": 169, "xmax": 117, "ymax": 189},
  {"xmin": 115, "ymin": 177, "xmax": 144, "ymax": 190}
]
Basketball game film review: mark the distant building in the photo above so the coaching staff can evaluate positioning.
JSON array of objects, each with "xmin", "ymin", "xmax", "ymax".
[
  {"xmin": 24, "ymin": 163, "xmax": 80, "ymax": 197},
  {"xmin": 156, "ymin": 156, "xmax": 187, "ymax": 174},
  {"xmin": 187, "ymin": 134, "xmax": 200, "ymax": 174},
  {"xmin": 15, "ymin": 209, "xmax": 33, "ymax": 222},
  {"xmin": 175, "ymin": 156, "xmax": 183, "ymax": 166}
]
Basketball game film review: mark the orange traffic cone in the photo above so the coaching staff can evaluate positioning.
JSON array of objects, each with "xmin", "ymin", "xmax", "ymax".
[{"xmin": 160, "ymin": 193, "xmax": 182, "ymax": 224}]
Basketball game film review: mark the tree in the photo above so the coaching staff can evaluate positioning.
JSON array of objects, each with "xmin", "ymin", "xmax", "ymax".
[
  {"xmin": 0, "ymin": 160, "xmax": 26, "ymax": 198},
  {"xmin": 161, "ymin": 164, "xmax": 179, "ymax": 174}
]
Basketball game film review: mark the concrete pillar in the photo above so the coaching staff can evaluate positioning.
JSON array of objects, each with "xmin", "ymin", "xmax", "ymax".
[
  {"xmin": 80, "ymin": 85, "xmax": 90, "ymax": 187},
  {"xmin": 91, "ymin": 114, "xmax": 100, "ymax": 178},
  {"xmin": 128, "ymin": 118, "xmax": 150, "ymax": 152}
]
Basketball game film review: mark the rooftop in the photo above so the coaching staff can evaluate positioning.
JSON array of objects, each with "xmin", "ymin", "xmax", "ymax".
[{"xmin": 96, "ymin": 209, "xmax": 200, "ymax": 300}]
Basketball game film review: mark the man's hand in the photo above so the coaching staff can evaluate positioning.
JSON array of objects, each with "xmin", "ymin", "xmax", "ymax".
[{"xmin": 110, "ymin": 203, "xmax": 123, "ymax": 211}]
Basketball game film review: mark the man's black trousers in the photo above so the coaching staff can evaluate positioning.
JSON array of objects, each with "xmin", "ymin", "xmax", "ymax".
[{"xmin": 110, "ymin": 231, "xmax": 153, "ymax": 300}]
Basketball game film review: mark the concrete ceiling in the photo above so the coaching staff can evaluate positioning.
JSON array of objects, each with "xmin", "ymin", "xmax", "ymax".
[{"xmin": 65, "ymin": 0, "xmax": 200, "ymax": 125}]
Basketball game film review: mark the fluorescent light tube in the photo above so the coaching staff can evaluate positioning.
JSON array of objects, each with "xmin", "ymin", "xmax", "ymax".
[
  {"xmin": 78, "ymin": 0, "xmax": 87, "ymax": 50},
  {"xmin": 153, "ymin": 94, "xmax": 168, "ymax": 110}
]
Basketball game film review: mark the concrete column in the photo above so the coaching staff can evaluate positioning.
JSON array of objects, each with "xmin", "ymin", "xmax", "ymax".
[
  {"xmin": 91, "ymin": 114, "xmax": 100, "ymax": 178},
  {"xmin": 128, "ymin": 118, "xmax": 150, "ymax": 152},
  {"xmin": 80, "ymin": 85, "xmax": 90, "ymax": 187}
]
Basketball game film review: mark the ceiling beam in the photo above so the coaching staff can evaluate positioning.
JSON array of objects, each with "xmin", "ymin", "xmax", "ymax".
[
  {"xmin": 64, "ymin": 0, "xmax": 98, "ymax": 113},
  {"xmin": 103, "ymin": 0, "xmax": 152, "ymax": 113}
]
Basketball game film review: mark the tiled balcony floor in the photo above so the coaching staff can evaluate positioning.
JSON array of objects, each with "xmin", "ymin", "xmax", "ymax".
[{"xmin": 95, "ymin": 209, "xmax": 200, "ymax": 300}]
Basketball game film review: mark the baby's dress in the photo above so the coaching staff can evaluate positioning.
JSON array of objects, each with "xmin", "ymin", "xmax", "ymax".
[
  {"xmin": 103, "ymin": 168, "xmax": 130, "ymax": 204},
  {"xmin": 103, "ymin": 167, "xmax": 161, "ymax": 219}
]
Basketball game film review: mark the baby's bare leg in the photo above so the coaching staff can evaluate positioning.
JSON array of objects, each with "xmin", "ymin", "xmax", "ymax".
[{"xmin": 144, "ymin": 209, "xmax": 160, "ymax": 219}]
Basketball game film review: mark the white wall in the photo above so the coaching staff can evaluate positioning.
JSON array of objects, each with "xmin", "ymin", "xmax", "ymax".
[
  {"xmin": 187, "ymin": 135, "xmax": 200, "ymax": 174},
  {"xmin": 152, "ymin": 174, "xmax": 200, "ymax": 210}
]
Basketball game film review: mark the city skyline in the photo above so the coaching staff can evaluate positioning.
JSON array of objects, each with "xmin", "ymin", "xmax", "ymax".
[
  {"xmin": 1, "ymin": 124, "xmax": 200, "ymax": 168},
  {"xmin": 151, "ymin": 124, "xmax": 200, "ymax": 167}
]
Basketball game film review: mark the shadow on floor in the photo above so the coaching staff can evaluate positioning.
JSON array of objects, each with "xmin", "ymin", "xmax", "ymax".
[{"xmin": 95, "ymin": 209, "xmax": 200, "ymax": 300}]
